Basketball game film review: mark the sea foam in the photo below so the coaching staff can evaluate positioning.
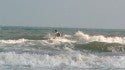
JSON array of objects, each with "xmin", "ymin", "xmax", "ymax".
[{"xmin": 0, "ymin": 52, "xmax": 124, "ymax": 68}]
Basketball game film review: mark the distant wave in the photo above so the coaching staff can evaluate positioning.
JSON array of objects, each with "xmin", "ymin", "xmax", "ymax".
[{"xmin": 1, "ymin": 31, "xmax": 125, "ymax": 45}]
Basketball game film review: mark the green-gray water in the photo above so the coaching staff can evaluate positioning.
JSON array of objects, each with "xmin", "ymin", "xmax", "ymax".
[{"xmin": 0, "ymin": 26, "xmax": 125, "ymax": 70}]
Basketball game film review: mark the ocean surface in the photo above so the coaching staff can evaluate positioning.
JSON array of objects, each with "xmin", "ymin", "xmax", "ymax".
[{"xmin": 0, "ymin": 26, "xmax": 125, "ymax": 70}]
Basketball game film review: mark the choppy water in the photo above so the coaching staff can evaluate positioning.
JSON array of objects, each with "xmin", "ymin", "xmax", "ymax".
[{"xmin": 0, "ymin": 26, "xmax": 125, "ymax": 70}]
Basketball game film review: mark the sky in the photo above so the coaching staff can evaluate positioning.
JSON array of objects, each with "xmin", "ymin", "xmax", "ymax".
[{"xmin": 0, "ymin": 0, "xmax": 125, "ymax": 29}]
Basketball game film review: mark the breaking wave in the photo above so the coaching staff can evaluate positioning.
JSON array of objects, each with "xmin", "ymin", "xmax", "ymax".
[
  {"xmin": 0, "ymin": 31, "xmax": 125, "ymax": 52},
  {"xmin": 74, "ymin": 31, "xmax": 125, "ymax": 44},
  {"xmin": 0, "ymin": 31, "xmax": 125, "ymax": 45},
  {"xmin": 0, "ymin": 39, "xmax": 29, "ymax": 44},
  {"xmin": 0, "ymin": 52, "xmax": 124, "ymax": 68}
]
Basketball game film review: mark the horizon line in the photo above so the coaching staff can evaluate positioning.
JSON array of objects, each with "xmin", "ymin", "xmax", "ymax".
[{"xmin": 0, "ymin": 25, "xmax": 125, "ymax": 30}]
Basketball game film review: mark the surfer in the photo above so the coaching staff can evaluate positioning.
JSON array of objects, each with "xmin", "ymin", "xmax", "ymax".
[{"xmin": 53, "ymin": 30, "xmax": 61, "ymax": 38}]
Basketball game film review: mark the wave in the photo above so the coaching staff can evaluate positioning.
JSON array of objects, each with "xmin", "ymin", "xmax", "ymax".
[
  {"xmin": 74, "ymin": 31, "xmax": 125, "ymax": 44},
  {"xmin": 1, "ymin": 31, "xmax": 125, "ymax": 45},
  {"xmin": 0, "ymin": 38, "xmax": 75, "ymax": 52},
  {"xmin": 74, "ymin": 42, "xmax": 125, "ymax": 52},
  {"xmin": 0, "ymin": 39, "xmax": 29, "ymax": 44},
  {"xmin": 0, "ymin": 52, "xmax": 124, "ymax": 68},
  {"xmin": 0, "ymin": 31, "xmax": 125, "ymax": 53},
  {"xmin": 0, "ymin": 37, "xmax": 76, "ymax": 45}
]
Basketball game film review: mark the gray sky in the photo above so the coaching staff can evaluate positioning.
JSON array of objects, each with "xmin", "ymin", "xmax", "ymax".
[{"xmin": 0, "ymin": 0, "xmax": 125, "ymax": 29}]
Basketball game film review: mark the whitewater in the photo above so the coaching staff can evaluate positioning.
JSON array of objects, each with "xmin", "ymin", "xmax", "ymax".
[{"xmin": 0, "ymin": 26, "xmax": 125, "ymax": 70}]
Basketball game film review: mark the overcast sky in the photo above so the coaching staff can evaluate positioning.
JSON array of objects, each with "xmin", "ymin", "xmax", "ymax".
[{"xmin": 0, "ymin": 0, "xmax": 125, "ymax": 29}]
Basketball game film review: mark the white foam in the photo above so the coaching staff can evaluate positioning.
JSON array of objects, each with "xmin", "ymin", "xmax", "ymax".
[
  {"xmin": 63, "ymin": 34, "xmax": 72, "ymax": 38},
  {"xmin": 48, "ymin": 37, "xmax": 76, "ymax": 45},
  {"xmin": 0, "ymin": 52, "xmax": 124, "ymax": 68},
  {"xmin": 0, "ymin": 38, "xmax": 75, "ymax": 52},
  {"xmin": 0, "ymin": 39, "xmax": 28, "ymax": 44},
  {"xmin": 74, "ymin": 31, "xmax": 125, "ymax": 44}
]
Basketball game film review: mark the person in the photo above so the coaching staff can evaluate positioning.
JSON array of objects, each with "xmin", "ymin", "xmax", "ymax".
[{"xmin": 53, "ymin": 30, "xmax": 61, "ymax": 38}]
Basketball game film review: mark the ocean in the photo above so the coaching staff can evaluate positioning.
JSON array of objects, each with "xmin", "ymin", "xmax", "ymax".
[{"xmin": 0, "ymin": 26, "xmax": 125, "ymax": 70}]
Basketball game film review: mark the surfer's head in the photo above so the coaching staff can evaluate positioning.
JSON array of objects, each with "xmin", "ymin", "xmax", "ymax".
[{"xmin": 55, "ymin": 30, "xmax": 57, "ymax": 32}]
